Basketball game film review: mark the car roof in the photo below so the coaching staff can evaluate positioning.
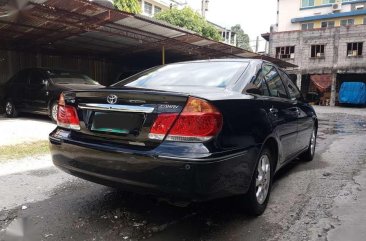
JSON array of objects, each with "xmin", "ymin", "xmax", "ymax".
[
  {"xmin": 170, "ymin": 58, "xmax": 262, "ymax": 65},
  {"xmin": 20, "ymin": 67, "xmax": 83, "ymax": 73}
]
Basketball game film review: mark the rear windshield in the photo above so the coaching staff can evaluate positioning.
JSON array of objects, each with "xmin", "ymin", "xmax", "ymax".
[
  {"xmin": 47, "ymin": 70, "xmax": 99, "ymax": 85},
  {"xmin": 112, "ymin": 62, "xmax": 248, "ymax": 88}
]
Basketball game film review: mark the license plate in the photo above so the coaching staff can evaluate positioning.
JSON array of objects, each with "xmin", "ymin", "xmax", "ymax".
[{"xmin": 91, "ymin": 112, "xmax": 143, "ymax": 135}]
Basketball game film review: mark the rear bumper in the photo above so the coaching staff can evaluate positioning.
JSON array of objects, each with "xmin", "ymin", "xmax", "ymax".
[{"xmin": 49, "ymin": 129, "xmax": 259, "ymax": 201}]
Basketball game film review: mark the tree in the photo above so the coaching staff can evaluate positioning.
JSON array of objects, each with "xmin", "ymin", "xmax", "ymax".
[
  {"xmin": 113, "ymin": 0, "xmax": 141, "ymax": 14},
  {"xmin": 155, "ymin": 7, "xmax": 221, "ymax": 41},
  {"xmin": 231, "ymin": 24, "xmax": 251, "ymax": 51}
]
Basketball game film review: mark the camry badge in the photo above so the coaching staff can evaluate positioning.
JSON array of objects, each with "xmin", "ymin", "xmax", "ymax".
[{"xmin": 107, "ymin": 94, "xmax": 118, "ymax": 104}]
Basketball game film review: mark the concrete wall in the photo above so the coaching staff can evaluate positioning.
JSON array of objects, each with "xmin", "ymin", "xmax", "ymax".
[
  {"xmin": 278, "ymin": 0, "xmax": 300, "ymax": 31},
  {"xmin": 269, "ymin": 24, "xmax": 366, "ymax": 74},
  {"xmin": 278, "ymin": 0, "xmax": 354, "ymax": 31}
]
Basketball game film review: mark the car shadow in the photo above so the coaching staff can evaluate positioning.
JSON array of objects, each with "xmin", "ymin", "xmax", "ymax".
[
  {"xmin": 4, "ymin": 141, "xmax": 322, "ymax": 240},
  {"xmin": 7, "ymin": 153, "xmax": 315, "ymax": 241}
]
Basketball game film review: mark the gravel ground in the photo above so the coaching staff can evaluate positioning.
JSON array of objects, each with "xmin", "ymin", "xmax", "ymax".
[{"xmin": 0, "ymin": 107, "xmax": 366, "ymax": 241}]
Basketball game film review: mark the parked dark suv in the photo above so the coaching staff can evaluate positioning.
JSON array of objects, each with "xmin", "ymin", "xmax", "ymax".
[{"xmin": 4, "ymin": 68, "xmax": 101, "ymax": 121}]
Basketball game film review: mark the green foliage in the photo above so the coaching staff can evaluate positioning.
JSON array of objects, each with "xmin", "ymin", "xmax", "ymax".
[
  {"xmin": 113, "ymin": 0, "xmax": 141, "ymax": 14},
  {"xmin": 231, "ymin": 24, "xmax": 251, "ymax": 51},
  {"xmin": 155, "ymin": 7, "xmax": 221, "ymax": 41}
]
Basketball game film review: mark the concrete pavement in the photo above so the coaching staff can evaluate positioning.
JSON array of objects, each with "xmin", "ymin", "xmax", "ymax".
[{"xmin": 0, "ymin": 114, "xmax": 55, "ymax": 146}]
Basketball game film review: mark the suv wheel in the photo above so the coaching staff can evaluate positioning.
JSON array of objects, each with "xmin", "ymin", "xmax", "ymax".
[
  {"xmin": 5, "ymin": 100, "xmax": 18, "ymax": 118},
  {"xmin": 242, "ymin": 147, "xmax": 273, "ymax": 216}
]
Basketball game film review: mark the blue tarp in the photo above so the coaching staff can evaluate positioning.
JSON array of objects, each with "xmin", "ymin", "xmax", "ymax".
[{"xmin": 339, "ymin": 82, "xmax": 366, "ymax": 105}]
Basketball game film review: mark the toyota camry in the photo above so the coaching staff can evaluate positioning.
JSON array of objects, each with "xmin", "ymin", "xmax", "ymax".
[{"xmin": 49, "ymin": 59, "xmax": 317, "ymax": 216}]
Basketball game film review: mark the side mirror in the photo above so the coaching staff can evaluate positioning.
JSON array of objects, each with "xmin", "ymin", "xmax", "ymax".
[
  {"xmin": 246, "ymin": 88, "xmax": 263, "ymax": 95},
  {"xmin": 304, "ymin": 92, "xmax": 320, "ymax": 104}
]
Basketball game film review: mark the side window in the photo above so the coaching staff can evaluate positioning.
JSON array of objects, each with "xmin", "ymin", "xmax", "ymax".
[
  {"xmin": 29, "ymin": 70, "xmax": 44, "ymax": 86},
  {"xmin": 262, "ymin": 65, "xmax": 288, "ymax": 98},
  {"xmin": 287, "ymin": 81, "xmax": 302, "ymax": 100},
  {"xmin": 244, "ymin": 71, "xmax": 270, "ymax": 96},
  {"xmin": 279, "ymin": 70, "xmax": 302, "ymax": 100},
  {"xmin": 13, "ymin": 70, "xmax": 28, "ymax": 84}
]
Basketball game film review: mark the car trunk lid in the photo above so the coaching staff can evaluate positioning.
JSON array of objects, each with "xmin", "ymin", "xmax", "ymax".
[{"xmin": 65, "ymin": 88, "xmax": 189, "ymax": 148}]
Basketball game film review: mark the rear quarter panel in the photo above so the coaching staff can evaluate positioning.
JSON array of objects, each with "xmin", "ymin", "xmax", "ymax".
[
  {"xmin": 212, "ymin": 98, "xmax": 271, "ymax": 151},
  {"xmin": 208, "ymin": 97, "xmax": 273, "ymax": 177}
]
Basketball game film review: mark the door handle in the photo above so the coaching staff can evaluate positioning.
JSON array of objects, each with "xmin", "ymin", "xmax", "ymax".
[
  {"xmin": 294, "ymin": 107, "xmax": 301, "ymax": 116},
  {"xmin": 269, "ymin": 107, "xmax": 278, "ymax": 115},
  {"xmin": 289, "ymin": 107, "xmax": 300, "ymax": 114}
]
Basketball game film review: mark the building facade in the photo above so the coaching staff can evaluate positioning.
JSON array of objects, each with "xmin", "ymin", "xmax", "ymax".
[
  {"xmin": 139, "ymin": 0, "xmax": 185, "ymax": 17},
  {"xmin": 264, "ymin": 0, "xmax": 366, "ymax": 106},
  {"xmin": 209, "ymin": 22, "xmax": 237, "ymax": 46}
]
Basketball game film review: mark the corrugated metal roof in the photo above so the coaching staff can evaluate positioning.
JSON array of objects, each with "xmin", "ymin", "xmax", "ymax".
[{"xmin": 0, "ymin": 0, "xmax": 296, "ymax": 68}]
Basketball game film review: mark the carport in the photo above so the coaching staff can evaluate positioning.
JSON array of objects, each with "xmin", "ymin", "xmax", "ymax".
[{"xmin": 0, "ymin": 0, "xmax": 295, "ymax": 86}]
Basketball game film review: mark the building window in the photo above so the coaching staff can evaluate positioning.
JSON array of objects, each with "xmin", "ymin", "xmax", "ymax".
[
  {"xmin": 276, "ymin": 46, "xmax": 295, "ymax": 59},
  {"xmin": 322, "ymin": 0, "xmax": 336, "ymax": 4},
  {"xmin": 340, "ymin": 19, "xmax": 354, "ymax": 26},
  {"xmin": 154, "ymin": 6, "xmax": 162, "ymax": 14},
  {"xmin": 311, "ymin": 45, "xmax": 325, "ymax": 58},
  {"xmin": 302, "ymin": 0, "xmax": 315, "ymax": 7},
  {"xmin": 144, "ymin": 2, "xmax": 153, "ymax": 15},
  {"xmin": 321, "ymin": 21, "xmax": 335, "ymax": 28},
  {"xmin": 347, "ymin": 42, "xmax": 363, "ymax": 56},
  {"xmin": 302, "ymin": 23, "xmax": 314, "ymax": 30}
]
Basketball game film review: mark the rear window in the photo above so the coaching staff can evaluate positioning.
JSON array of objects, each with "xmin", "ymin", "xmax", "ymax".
[
  {"xmin": 47, "ymin": 70, "xmax": 98, "ymax": 85},
  {"xmin": 113, "ymin": 62, "xmax": 248, "ymax": 88}
]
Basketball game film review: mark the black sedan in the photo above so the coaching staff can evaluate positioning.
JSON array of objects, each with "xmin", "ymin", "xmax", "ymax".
[
  {"xmin": 49, "ymin": 59, "xmax": 317, "ymax": 216},
  {"xmin": 4, "ymin": 68, "xmax": 101, "ymax": 121}
]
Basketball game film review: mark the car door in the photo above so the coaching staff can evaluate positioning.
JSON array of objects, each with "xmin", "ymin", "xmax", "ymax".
[
  {"xmin": 261, "ymin": 64, "xmax": 299, "ymax": 162},
  {"xmin": 280, "ymin": 70, "xmax": 314, "ymax": 151},
  {"xmin": 7, "ymin": 70, "xmax": 29, "ymax": 111},
  {"xmin": 26, "ymin": 69, "xmax": 49, "ymax": 113}
]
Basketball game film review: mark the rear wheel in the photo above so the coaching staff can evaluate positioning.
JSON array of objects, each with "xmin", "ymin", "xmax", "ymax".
[
  {"xmin": 300, "ymin": 127, "xmax": 317, "ymax": 162},
  {"xmin": 242, "ymin": 147, "xmax": 273, "ymax": 216},
  {"xmin": 5, "ymin": 100, "xmax": 18, "ymax": 118}
]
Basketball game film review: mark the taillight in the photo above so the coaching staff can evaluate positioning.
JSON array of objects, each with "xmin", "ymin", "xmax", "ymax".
[
  {"xmin": 57, "ymin": 93, "xmax": 80, "ymax": 130},
  {"xmin": 149, "ymin": 97, "xmax": 222, "ymax": 142}
]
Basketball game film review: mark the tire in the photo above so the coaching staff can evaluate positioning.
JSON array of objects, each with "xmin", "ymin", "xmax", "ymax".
[
  {"xmin": 300, "ymin": 127, "xmax": 317, "ymax": 162},
  {"xmin": 4, "ymin": 99, "xmax": 18, "ymax": 118},
  {"xmin": 49, "ymin": 101, "xmax": 58, "ymax": 122},
  {"xmin": 242, "ymin": 147, "xmax": 273, "ymax": 216}
]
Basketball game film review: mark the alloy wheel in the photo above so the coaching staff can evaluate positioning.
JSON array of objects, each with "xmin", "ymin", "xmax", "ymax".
[
  {"xmin": 255, "ymin": 154, "xmax": 271, "ymax": 205},
  {"xmin": 310, "ymin": 129, "xmax": 316, "ymax": 156},
  {"xmin": 5, "ymin": 102, "xmax": 13, "ymax": 115}
]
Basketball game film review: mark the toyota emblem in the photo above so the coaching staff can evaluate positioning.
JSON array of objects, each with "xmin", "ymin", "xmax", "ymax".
[{"xmin": 107, "ymin": 94, "xmax": 118, "ymax": 104}]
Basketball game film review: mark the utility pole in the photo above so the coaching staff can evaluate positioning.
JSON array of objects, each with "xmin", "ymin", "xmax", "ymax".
[
  {"xmin": 201, "ymin": 0, "xmax": 209, "ymax": 18},
  {"xmin": 255, "ymin": 36, "xmax": 259, "ymax": 53}
]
